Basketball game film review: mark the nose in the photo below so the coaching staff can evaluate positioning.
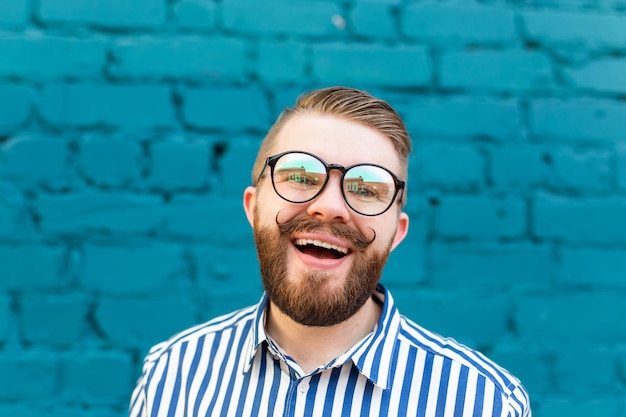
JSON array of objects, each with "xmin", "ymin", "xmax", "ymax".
[{"xmin": 306, "ymin": 172, "xmax": 352, "ymax": 223}]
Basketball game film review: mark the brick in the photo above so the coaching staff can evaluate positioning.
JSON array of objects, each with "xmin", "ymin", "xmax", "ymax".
[
  {"xmin": 163, "ymin": 196, "xmax": 252, "ymax": 243},
  {"xmin": 0, "ymin": 135, "xmax": 70, "ymax": 188},
  {"xmin": 435, "ymin": 196, "xmax": 526, "ymax": 240},
  {"xmin": 398, "ymin": 96, "xmax": 522, "ymax": 140},
  {"xmin": 619, "ymin": 144, "xmax": 626, "ymax": 190},
  {"xmin": 534, "ymin": 194, "xmax": 626, "ymax": 242},
  {"xmin": 195, "ymin": 245, "xmax": 263, "ymax": 317},
  {"xmin": 96, "ymin": 295, "xmax": 197, "ymax": 347},
  {"xmin": 0, "ymin": 35, "xmax": 106, "ymax": 79},
  {"xmin": 392, "ymin": 289, "xmax": 511, "ymax": 348},
  {"xmin": 39, "ymin": 0, "xmax": 166, "ymax": 28},
  {"xmin": 489, "ymin": 344, "xmax": 552, "ymax": 393},
  {"xmin": 0, "ymin": 245, "xmax": 66, "ymax": 290},
  {"xmin": 182, "ymin": 85, "xmax": 270, "ymax": 130},
  {"xmin": 540, "ymin": 398, "xmax": 626, "ymax": 417},
  {"xmin": 351, "ymin": 2, "xmax": 397, "ymax": 39},
  {"xmin": 202, "ymin": 294, "xmax": 263, "ymax": 320},
  {"xmin": 564, "ymin": 59, "xmax": 626, "ymax": 94},
  {"xmin": 82, "ymin": 244, "xmax": 187, "ymax": 294},
  {"xmin": 531, "ymin": 98, "xmax": 626, "ymax": 142},
  {"xmin": 61, "ymin": 351, "xmax": 133, "ymax": 405},
  {"xmin": 0, "ymin": 84, "xmax": 32, "ymax": 134},
  {"xmin": 523, "ymin": 10, "xmax": 626, "ymax": 48},
  {"xmin": 490, "ymin": 145, "xmax": 547, "ymax": 189},
  {"xmin": 560, "ymin": 247, "xmax": 626, "ymax": 287},
  {"xmin": 21, "ymin": 294, "xmax": 88, "ymax": 346},
  {"xmin": 0, "ymin": 293, "xmax": 10, "ymax": 343},
  {"xmin": 35, "ymin": 192, "xmax": 164, "ymax": 235},
  {"xmin": 216, "ymin": 136, "xmax": 261, "ymax": 196},
  {"xmin": 403, "ymin": 3, "xmax": 516, "ymax": 44},
  {"xmin": 272, "ymin": 87, "xmax": 310, "ymax": 117},
  {"xmin": 0, "ymin": 182, "xmax": 25, "ymax": 237},
  {"xmin": 0, "ymin": 351, "xmax": 57, "ymax": 400},
  {"xmin": 440, "ymin": 50, "xmax": 553, "ymax": 92},
  {"xmin": 548, "ymin": 147, "xmax": 611, "ymax": 192},
  {"xmin": 111, "ymin": 37, "xmax": 247, "ymax": 81},
  {"xmin": 257, "ymin": 40, "xmax": 307, "ymax": 83},
  {"xmin": 383, "ymin": 241, "xmax": 427, "ymax": 286},
  {"xmin": 430, "ymin": 243, "xmax": 552, "ymax": 289},
  {"xmin": 173, "ymin": 0, "xmax": 218, "ymax": 30},
  {"xmin": 312, "ymin": 44, "xmax": 431, "ymax": 87},
  {"xmin": 619, "ymin": 350, "xmax": 626, "ymax": 383},
  {"xmin": 0, "ymin": 404, "xmax": 124, "ymax": 417},
  {"xmin": 516, "ymin": 293, "xmax": 626, "ymax": 343},
  {"xmin": 223, "ymin": 0, "xmax": 343, "ymax": 36},
  {"xmin": 78, "ymin": 136, "xmax": 142, "ymax": 187},
  {"xmin": 492, "ymin": 145, "xmax": 611, "ymax": 192},
  {"xmin": 555, "ymin": 346, "xmax": 619, "ymax": 394},
  {"xmin": 0, "ymin": 200, "xmax": 15, "ymax": 237},
  {"xmin": 41, "ymin": 83, "xmax": 176, "ymax": 129},
  {"xmin": 410, "ymin": 143, "xmax": 484, "ymax": 190},
  {"xmin": 0, "ymin": 0, "xmax": 28, "ymax": 26},
  {"xmin": 195, "ymin": 245, "xmax": 261, "ymax": 293},
  {"xmin": 148, "ymin": 139, "xmax": 210, "ymax": 190}
]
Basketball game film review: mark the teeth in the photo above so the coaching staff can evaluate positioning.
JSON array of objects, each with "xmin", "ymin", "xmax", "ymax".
[{"xmin": 295, "ymin": 238, "xmax": 349, "ymax": 255}]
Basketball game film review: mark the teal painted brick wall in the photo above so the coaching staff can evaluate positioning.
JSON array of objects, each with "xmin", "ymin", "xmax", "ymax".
[{"xmin": 1, "ymin": 1, "xmax": 625, "ymax": 416}]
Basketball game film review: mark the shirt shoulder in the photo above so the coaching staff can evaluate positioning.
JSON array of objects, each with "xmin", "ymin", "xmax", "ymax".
[
  {"xmin": 143, "ymin": 304, "xmax": 258, "ymax": 365},
  {"xmin": 397, "ymin": 315, "xmax": 531, "ymax": 416}
]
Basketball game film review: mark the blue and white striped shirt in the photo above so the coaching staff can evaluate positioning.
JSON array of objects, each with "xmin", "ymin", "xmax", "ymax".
[{"xmin": 130, "ymin": 285, "xmax": 531, "ymax": 417}]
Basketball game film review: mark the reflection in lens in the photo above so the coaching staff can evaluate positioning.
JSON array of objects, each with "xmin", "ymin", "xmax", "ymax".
[
  {"xmin": 344, "ymin": 166, "xmax": 394, "ymax": 215},
  {"xmin": 273, "ymin": 153, "xmax": 326, "ymax": 202},
  {"xmin": 269, "ymin": 152, "xmax": 399, "ymax": 216}
]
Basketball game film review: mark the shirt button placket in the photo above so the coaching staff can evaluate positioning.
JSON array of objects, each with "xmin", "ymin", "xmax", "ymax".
[{"xmin": 298, "ymin": 379, "xmax": 310, "ymax": 394}]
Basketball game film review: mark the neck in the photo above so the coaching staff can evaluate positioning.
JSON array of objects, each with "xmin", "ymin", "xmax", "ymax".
[{"xmin": 265, "ymin": 296, "xmax": 382, "ymax": 375}]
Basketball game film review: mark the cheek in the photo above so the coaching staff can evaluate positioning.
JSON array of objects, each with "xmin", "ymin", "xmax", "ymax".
[
  {"xmin": 368, "ymin": 219, "xmax": 401, "ymax": 248},
  {"xmin": 254, "ymin": 192, "xmax": 304, "ymax": 226}
]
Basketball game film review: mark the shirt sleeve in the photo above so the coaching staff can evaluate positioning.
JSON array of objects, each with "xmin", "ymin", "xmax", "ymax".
[
  {"xmin": 129, "ymin": 374, "xmax": 147, "ymax": 417},
  {"xmin": 507, "ymin": 383, "xmax": 532, "ymax": 417},
  {"xmin": 129, "ymin": 343, "xmax": 165, "ymax": 417}
]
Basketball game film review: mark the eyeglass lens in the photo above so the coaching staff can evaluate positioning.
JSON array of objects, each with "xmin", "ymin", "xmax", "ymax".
[{"xmin": 272, "ymin": 152, "xmax": 397, "ymax": 216}]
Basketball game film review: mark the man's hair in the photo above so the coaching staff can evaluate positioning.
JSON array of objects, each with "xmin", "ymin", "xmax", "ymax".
[{"xmin": 251, "ymin": 86, "xmax": 412, "ymax": 185}]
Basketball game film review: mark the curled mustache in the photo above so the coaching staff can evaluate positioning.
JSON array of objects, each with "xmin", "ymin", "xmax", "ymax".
[{"xmin": 275, "ymin": 212, "xmax": 376, "ymax": 251}]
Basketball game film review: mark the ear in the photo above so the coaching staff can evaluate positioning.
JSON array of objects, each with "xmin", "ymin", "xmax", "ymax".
[
  {"xmin": 389, "ymin": 211, "xmax": 409, "ymax": 252},
  {"xmin": 243, "ymin": 186, "xmax": 256, "ymax": 227}
]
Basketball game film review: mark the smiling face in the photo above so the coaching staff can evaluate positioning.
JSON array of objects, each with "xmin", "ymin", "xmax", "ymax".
[{"xmin": 243, "ymin": 113, "xmax": 409, "ymax": 327}]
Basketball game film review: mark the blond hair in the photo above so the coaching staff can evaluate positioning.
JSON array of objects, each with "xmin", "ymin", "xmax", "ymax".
[{"xmin": 251, "ymin": 86, "xmax": 411, "ymax": 185}]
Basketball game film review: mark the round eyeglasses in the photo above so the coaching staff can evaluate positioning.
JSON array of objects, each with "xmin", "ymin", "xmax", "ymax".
[{"xmin": 257, "ymin": 150, "xmax": 405, "ymax": 216}]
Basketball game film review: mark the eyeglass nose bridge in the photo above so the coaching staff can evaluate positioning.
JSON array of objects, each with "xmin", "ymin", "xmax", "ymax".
[
  {"xmin": 262, "ymin": 150, "xmax": 405, "ymax": 216},
  {"xmin": 326, "ymin": 163, "xmax": 348, "ymax": 177},
  {"xmin": 318, "ymin": 163, "xmax": 350, "ymax": 194}
]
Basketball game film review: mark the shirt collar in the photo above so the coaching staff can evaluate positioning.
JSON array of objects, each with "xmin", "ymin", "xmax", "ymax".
[
  {"xmin": 242, "ymin": 293, "xmax": 270, "ymax": 373},
  {"xmin": 242, "ymin": 284, "xmax": 402, "ymax": 390},
  {"xmin": 350, "ymin": 284, "xmax": 402, "ymax": 390}
]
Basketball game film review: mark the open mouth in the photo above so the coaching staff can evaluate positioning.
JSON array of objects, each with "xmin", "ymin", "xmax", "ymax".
[{"xmin": 294, "ymin": 238, "xmax": 349, "ymax": 260}]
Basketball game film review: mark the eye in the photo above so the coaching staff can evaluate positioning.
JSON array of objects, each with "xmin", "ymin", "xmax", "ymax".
[
  {"xmin": 345, "ymin": 181, "xmax": 382, "ymax": 201},
  {"xmin": 277, "ymin": 170, "xmax": 322, "ymax": 186},
  {"xmin": 292, "ymin": 172, "xmax": 319, "ymax": 185}
]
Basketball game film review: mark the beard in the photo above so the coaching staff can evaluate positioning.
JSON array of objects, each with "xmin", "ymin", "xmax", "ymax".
[{"xmin": 253, "ymin": 211, "xmax": 394, "ymax": 327}]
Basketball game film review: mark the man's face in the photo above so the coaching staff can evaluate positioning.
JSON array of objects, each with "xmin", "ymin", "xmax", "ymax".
[{"xmin": 243, "ymin": 114, "xmax": 409, "ymax": 327}]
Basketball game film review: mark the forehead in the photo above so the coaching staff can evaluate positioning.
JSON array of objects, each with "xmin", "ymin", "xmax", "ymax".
[{"xmin": 271, "ymin": 114, "xmax": 402, "ymax": 172}]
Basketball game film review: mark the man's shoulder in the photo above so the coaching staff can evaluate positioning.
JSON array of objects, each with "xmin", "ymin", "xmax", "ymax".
[
  {"xmin": 143, "ymin": 304, "xmax": 258, "ymax": 363},
  {"xmin": 396, "ymin": 315, "xmax": 528, "ymax": 400}
]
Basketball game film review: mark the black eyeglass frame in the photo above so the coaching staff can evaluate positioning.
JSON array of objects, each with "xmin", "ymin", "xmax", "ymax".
[{"xmin": 257, "ymin": 150, "xmax": 406, "ymax": 216}]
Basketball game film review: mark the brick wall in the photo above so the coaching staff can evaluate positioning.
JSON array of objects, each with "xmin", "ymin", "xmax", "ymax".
[{"xmin": 1, "ymin": 1, "xmax": 625, "ymax": 416}]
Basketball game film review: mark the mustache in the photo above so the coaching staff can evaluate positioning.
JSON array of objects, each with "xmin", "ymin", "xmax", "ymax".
[{"xmin": 275, "ymin": 212, "xmax": 376, "ymax": 251}]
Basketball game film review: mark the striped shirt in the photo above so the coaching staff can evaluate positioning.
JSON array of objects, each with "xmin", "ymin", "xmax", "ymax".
[{"xmin": 130, "ymin": 285, "xmax": 531, "ymax": 417}]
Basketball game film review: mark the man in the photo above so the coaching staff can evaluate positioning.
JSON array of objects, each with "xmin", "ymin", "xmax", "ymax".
[{"xmin": 129, "ymin": 87, "xmax": 531, "ymax": 416}]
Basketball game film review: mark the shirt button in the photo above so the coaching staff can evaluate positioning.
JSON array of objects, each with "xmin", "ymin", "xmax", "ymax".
[{"xmin": 298, "ymin": 381, "xmax": 310, "ymax": 394}]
